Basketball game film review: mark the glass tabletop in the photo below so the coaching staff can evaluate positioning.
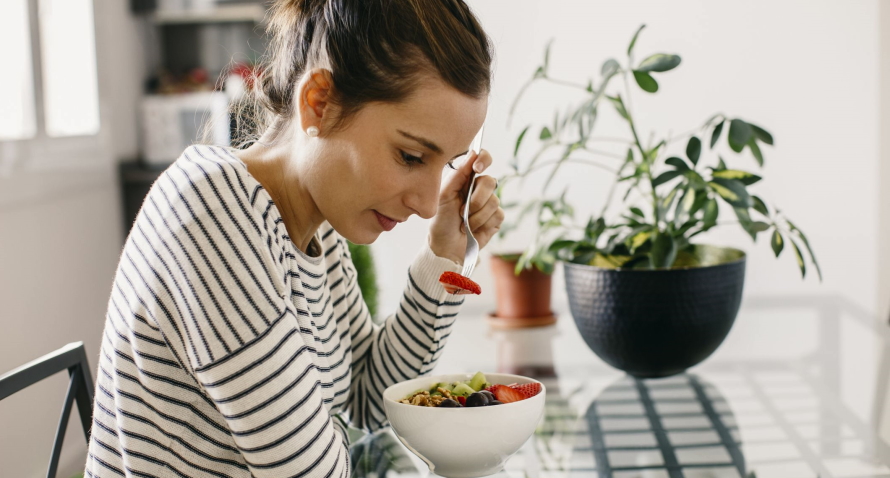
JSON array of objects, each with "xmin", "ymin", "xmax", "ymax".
[{"xmin": 347, "ymin": 294, "xmax": 890, "ymax": 478}]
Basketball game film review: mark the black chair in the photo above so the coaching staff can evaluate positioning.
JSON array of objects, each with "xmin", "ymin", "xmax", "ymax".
[{"xmin": 0, "ymin": 342, "xmax": 94, "ymax": 478}]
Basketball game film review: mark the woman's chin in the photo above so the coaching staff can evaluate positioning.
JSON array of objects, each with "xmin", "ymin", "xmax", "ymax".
[{"xmin": 335, "ymin": 227, "xmax": 379, "ymax": 246}]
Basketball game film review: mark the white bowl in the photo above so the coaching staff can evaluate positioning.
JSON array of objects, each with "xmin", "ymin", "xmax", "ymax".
[{"xmin": 383, "ymin": 373, "xmax": 546, "ymax": 478}]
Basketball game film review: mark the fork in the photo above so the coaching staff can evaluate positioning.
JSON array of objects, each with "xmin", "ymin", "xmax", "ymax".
[{"xmin": 461, "ymin": 126, "xmax": 485, "ymax": 279}]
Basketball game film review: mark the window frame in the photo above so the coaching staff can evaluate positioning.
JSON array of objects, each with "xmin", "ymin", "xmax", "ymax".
[{"xmin": 0, "ymin": 0, "xmax": 111, "ymax": 176}]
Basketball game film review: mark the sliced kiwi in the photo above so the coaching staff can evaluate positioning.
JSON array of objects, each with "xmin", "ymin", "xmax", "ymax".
[
  {"xmin": 468, "ymin": 372, "xmax": 488, "ymax": 391},
  {"xmin": 451, "ymin": 383, "xmax": 476, "ymax": 397}
]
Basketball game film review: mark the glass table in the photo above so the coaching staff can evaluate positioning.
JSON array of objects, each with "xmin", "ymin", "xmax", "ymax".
[{"xmin": 346, "ymin": 294, "xmax": 890, "ymax": 478}]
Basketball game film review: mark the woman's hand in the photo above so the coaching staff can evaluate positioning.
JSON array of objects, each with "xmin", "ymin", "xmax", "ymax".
[{"xmin": 428, "ymin": 149, "xmax": 504, "ymax": 265}]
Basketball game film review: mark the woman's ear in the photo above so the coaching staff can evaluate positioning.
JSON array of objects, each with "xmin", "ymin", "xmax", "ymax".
[{"xmin": 297, "ymin": 68, "xmax": 335, "ymax": 134}]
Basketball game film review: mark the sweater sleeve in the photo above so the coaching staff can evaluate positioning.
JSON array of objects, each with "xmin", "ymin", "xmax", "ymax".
[
  {"xmin": 343, "ymin": 242, "xmax": 465, "ymax": 432},
  {"xmin": 144, "ymin": 155, "xmax": 350, "ymax": 477}
]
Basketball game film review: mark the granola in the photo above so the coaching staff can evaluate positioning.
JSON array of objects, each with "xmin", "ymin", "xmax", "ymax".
[{"xmin": 398, "ymin": 388, "xmax": 454, "ymax": 407}]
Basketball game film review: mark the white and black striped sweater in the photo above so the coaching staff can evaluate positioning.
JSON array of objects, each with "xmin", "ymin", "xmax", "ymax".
[{"xmin": 85, "ymin": 145, "xmax": 465, "ymax": 477}]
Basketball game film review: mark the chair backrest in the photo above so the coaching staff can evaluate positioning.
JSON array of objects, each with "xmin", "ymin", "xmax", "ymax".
[{"xmin": 0, "ymin": 342, "xmax": 94, "ymax": 478}]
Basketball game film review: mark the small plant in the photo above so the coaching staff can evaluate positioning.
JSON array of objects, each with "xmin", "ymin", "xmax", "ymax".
[
  {"xmin": 499, "ymin": 25, "xmax": 820, "ymax": 279},
  {"xmin": 347, "ymin": 242, "xmax": 380, "ymax": 320}
]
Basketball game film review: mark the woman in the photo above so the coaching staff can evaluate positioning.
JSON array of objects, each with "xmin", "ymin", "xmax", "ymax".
[{"xmin": 85, "ymin": 0, "xmax": 500, "ymax": 476}]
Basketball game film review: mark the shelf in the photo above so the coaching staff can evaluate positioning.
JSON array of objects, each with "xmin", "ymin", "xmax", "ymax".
[{"xmin": 152, "ymin": 4, "xmax": 265, "ymax": 25}]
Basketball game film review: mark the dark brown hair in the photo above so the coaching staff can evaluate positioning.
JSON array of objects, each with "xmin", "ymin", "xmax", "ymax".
[{"xmin": 229, "ymin": 0, "xmax": 493, "ymax": 148}]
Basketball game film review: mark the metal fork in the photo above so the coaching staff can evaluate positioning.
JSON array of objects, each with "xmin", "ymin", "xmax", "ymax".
[{"xmin": 461, "ymin": 126, "xmax": 484, "ymax": 278}]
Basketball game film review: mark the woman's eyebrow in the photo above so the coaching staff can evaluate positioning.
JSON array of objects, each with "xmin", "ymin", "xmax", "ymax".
[{"xmin": 398, "ymin": 130, "xmax": 468, "ymax": 159}]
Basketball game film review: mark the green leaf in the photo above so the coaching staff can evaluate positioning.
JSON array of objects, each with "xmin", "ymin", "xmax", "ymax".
[
  {"xmin": 637, "ymin": 53, "xmax": 682, "ymax": 73},
  {"xmin": 787, "ymin": 220, "xmax": 822, "ymax": 281},
  {"xmin": 686, "ymin": 136, "xmax": 702, "ymax": 165},
  {"xmin": 646, "ymin": 140, "xmax": 666, "ymax": 161},
  {"xmin": 790, "ymin": 239, "xmax": 807, "ymax": 278},
  {"xmin": 633, "ymin": 70, "xmax": 659, "ymax": 93},
  {"xmin": 711, "ymin": 169, "xmax": 762, "ymax": 185},
  {"xmin": 709, "ymin": 177, "xmax": 752, "ymax": 208},
  {"xmin": 748, "ymin": 138, "xmax": 764, "ymax": 167},
  {"xmin": 584, "ymin": 217, "xmax": 606, "ymax": 240},
  {"xmin": 624, "ymin": 148, "xmax": 635, "ymax": 165},
  {"xmin": 601, "ymin": 59, "xmax": 620, "ymax": 78},
  {"xmin": 607, "ymin": 95, "xmax": 629, "ymax": 120},
  {"xmin": 689, "ymin": 189, "xmax": 708, "ymax": 215},
  {"xmin": 652, "ymin": 170, "xmax": 683, "ymax": 187},
  {"xmin": 539, "ymin": 126, "xmax": 552, "ymax": 140},
  {"xmin": 728, "ymin": 119, "xmax": 753, "ymax": 153},
  {"xmin": 665, "ymin": 156, "xmax": 690, "ymax": 171},
  {"xmin": 749, "ymin": 123, "xmax": 774, "ymax": 145},
  {"xmin": 675, "ymin": 218, "xmax": 699, "ymax": 236},
  {"xmin": 514, "ymin": 125, "xmax": 530, "ymax": 157},
  {"xmin": 710, "ymin": 120, "xmax": 725, "ymax": 149},
  {"xmin": 716, "ymin": 156, "xmax": 727, "ymax": 170},
  {"xmin": 733, "ymin": 207, "xmax": 755, "ymax": 240},
  {"xmin": 771, "ymin": 230, "xmax": 784, "ymax": 257},
  {"xmin": 751, "ymin": 221, "xmax": 771, "ymax": 232},
  {"xmin": 627, "ymin": 24, "xmax": 646, "ymax": 56},
  {"xmin": 685, "ymin": 170, "xmax": 708, "ymax": 191},
  {"xmin": 650, "ymin": 232, "xmax": 678, "ymax": 269},
  {"xmin": 659, "ymin": 188, "xmax": 679, "ymax": 221},
  {"xmin": 702, "ymin": 198, "xmax": 719, "ymax": 228},
  {"xmin": 752, "ymin": 195, "xmax": 769, "ymax": 216},
  {"xmin": 630, "ymin": 231, "xmax": 653, "ymax": 251},
  {"xmin": 547, "ymin": 239, "xmax": 575, "ymax": 253},
  {"xmin": 682, "ymin": 186, "xmax": 696, "ymax": 212},
  {"xmin": 630, "ymin": 207, "xmax": 645, "ymax": 218}
]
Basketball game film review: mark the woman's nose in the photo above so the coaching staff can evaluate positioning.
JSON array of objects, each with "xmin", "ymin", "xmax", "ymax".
[{"xmin": 404, "ymin": 175, "xmax": 440, "ymax": 220}]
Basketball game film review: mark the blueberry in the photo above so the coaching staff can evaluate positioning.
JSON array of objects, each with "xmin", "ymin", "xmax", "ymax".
[
  {"xmin": 466, "ymin": 392, "xmax": 489, "ymax": 407},
  {"xmin": 489, "ymin": 400, "xmax": 503, "ymax": 405},
  {"xmin": 438, "ymin": 398, "xmax": 460, "ymax": 408},
  {"xmin": 480, "ymin": 390, "xmax": 495, "ymax": 401}
]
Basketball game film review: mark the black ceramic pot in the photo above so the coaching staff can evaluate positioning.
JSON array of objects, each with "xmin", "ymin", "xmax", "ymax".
[{"xmin": 564, "ymin": 245, "xmax": 746, "ymax": 378}]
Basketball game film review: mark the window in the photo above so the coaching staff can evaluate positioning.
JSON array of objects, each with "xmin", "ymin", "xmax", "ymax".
[
  {"xmin": 0, "ymin": 0, "xmax": 36, "ymax": 141},
  {"xmin": 0, "ymin": 0, "xmax": 100, "ymax": 142},
  {"xmin": 39, "ymin": 0, "xmax": 100, "ymax": 137}
]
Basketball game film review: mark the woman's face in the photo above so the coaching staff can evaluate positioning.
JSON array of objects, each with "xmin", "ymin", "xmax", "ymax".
[{"xmin": 307, "ymin": 77, "xmax": 488, "ymax": 245}]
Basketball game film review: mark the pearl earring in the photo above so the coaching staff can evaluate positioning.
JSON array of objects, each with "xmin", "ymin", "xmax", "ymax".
[{"xmin": 306, "ymin": 126, "xmax": 319, "ymax": 137}]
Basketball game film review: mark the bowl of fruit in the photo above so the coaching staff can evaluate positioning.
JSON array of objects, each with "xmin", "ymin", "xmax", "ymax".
[{"xmin": 383, "ymin": 371, "xmax": 545, "ymax": 478}]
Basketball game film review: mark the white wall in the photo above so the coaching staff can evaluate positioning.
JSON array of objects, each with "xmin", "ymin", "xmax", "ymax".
[
  {"xmin": 0, "ymin": 0, "xmax": 143, "ymax": 476},
  {"xmin": 374, "ymin": 0, "xmax": 883, "ymax": 321},
  {"xmin": 0, "ymin": 0, "xmax": 886, "ymax": 476},
  {"xmin": 881, "ymin": 2, "xmax": 890, "ymax": 322}
]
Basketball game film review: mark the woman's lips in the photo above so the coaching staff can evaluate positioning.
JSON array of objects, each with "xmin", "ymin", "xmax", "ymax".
[{"xmin": 374, "ymin": 211, "xmax": 399, "ymax": 231}]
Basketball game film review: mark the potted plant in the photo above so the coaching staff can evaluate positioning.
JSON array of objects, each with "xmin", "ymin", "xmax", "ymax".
[
  {"xmin": 486, "ymin": 253, "xmax": 557, "ymax": 329},
  {"xmin": 488, "ymin": 163, "xmax": 571, "ymax": 329},
  {"xmin": 500, "ymin": 25, "xmax": 820, "ymax": 377},
  {"xmin": 347, "ymin": 242, "xmax": 380, "ymax": 322}
]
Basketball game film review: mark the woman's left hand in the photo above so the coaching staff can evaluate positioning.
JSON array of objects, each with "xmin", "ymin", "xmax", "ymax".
[{"xmin": 428, "ymin": 149, "xmax": 504, "ymax": 266}]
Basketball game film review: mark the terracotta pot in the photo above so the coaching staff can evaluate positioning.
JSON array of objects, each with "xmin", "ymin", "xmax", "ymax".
[{"xmin": 489, "ymin": 254, "xmax": 553, "ymax": 320}]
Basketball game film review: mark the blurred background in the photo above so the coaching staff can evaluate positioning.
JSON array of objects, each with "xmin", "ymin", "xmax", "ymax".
[{"xmin": 1, "ymin": 0, "xmax": 888, "ymax": 476}]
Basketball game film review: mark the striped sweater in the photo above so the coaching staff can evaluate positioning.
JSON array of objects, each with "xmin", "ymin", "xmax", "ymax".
[{"xmin": 85, "ymin": 144, "xmax": 465, "ymax": 477}]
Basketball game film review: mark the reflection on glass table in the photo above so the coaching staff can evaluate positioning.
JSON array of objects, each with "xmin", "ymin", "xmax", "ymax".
[{"xmin": 346, "ymin": 295, "xmax": 890, "ymax": 478}]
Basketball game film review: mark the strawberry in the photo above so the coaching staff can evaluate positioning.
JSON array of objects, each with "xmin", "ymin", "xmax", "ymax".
[
  {"xmin": 508, "ymin": 383, "xmax": 542, "ymax": 399},
  {"xmin": 486, "ymin": 384, "xmax": 525, "ymax": 404},
  {"xmin": 439, "ymin": 271, "xmax": 482, "ymax": 295},
  {"xmin": 456, "ymin": 395, "xmax": 467, "ymax": 406}
]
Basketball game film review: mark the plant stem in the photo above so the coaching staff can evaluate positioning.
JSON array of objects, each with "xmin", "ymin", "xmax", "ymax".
[
  {"xmin": 543, "ymin": 77, "xmax": 590, "ymax": 91},
  {"xmin": 579, "ymin": 147, "xmax": 627, "ymax": 160},
  {"xmin": 507, "ymin": 76, "xmax": 537, "ymax": 128},
  {"xmin": 623, "ymin": 104, "xmax": 658, "ymax": 224},
  {"xmin": 589, "ymin": 136, "xmax": 634, "ymax": 145},
  {"xmin": 524, "ymin": 157, "xmax": 617, "ymax": 175}
]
